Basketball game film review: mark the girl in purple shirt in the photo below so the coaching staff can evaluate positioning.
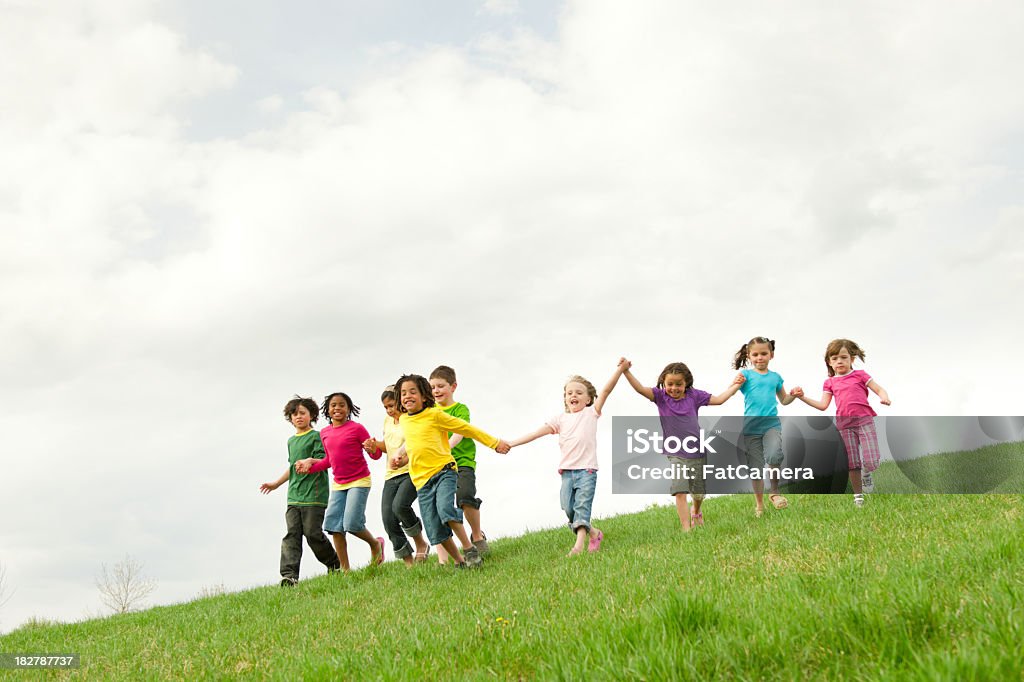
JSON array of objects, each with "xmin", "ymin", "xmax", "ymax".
[
  {"xmin": 791, "ymin": 339, "xmax": 891, "ymax": 507},
  {"xmin": 621, "ymin": 358, "xmax": 744, "ymax": 530}
]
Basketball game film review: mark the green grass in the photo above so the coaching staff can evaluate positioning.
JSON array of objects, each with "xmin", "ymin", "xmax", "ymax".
[{"xmin": 4, "ymin": 491, "xmax": 1023, "ymax": 680}]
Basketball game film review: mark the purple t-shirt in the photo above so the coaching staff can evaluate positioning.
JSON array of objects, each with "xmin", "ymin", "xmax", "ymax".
[
  {"xmin": 823, "ymin": 370, "xmax": 876, "ymax": 430},
  {"xmin": 652, "ymin": 386, "xmax": 712, "ymax": 459}
]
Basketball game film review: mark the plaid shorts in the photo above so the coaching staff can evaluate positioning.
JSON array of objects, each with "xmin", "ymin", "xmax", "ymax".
[{"xmin": 839, "ymin": 421, "xmax": 881, "ymax": 473}]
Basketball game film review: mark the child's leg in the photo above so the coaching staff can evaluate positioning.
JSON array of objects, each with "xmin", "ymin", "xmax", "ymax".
[
  {"xmin": 392, "ymin": 475, "xmax": 428, "ymax": 563},
  {"xmin": 690, "ymin": 456, "xmax": 707, "ymax": 521},
  {"xmin": 280, "ymin": 506, "xmax": 304, "ymax": 581},
  {"xmin": 674, "ymin": 493, "xmax": 692, "ymax": 530},
  {"xmin": 840, "ymin": 428, "xmax": 865, "ymax": 495},
  {"xmin": 381, "ymin": 477, "xmax": 413, "ymax": 566},
  {"xmin": 331, "ymin": 534, "xmax": 350, "ymax": 572},
  {"xmin": 343, "ymin": 486, "xmax": 384, "ymax": 564},
  {"xmin": 569, "ymin": 470, "xmax": 599, "ymax": 554},
  {"xmin": 323, "ymin": 490, "xmax": 350, "ymax": 570},
  {"xmin": 417, "ymin": 471, "xmax": 452, "ymax": 562},
  {"xmin": 436, "ymin": 469, "xmax": 476, "ymax": 564},
  {"xmin": 560, "ymin": 471, "xmax": 582, "ymax": 554},
  {"xmin": 457, "ymin": 466, "xmax": 485, "ymax": 543},
  {"xmin": 301, "ymin": 506, "xmax": 343, "ymax": 571},
  {"xmin": 744, "ymin": 435, "xmax": 767, "ymax": 514},
  {"xmin": 763, "ymin": 429, "xmax": 787, "ymax": 506}
]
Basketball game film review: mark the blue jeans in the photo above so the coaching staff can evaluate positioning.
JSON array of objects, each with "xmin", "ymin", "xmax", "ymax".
[
  {"xmin": 560, "ymin": 469, "xmax": 597, "ymax": 532},
  {"xmin": 323, "ymin": 486, "xmax": 370, "ymax": 534},
  {"xmin": 417, "ymin": 466, "xmax": 463, "ymax": 546}
]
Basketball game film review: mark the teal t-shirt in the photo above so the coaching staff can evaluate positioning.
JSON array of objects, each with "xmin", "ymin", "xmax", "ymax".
[
  {"xmin": 287, "ymin": 430, "xmax": 329, "ymax": 506},
  {"xmin": 442, "ymin": 402, "xmax": 477, "ymax": 468},
  {"xmin": 740, "ymin": 369, "xmax": 784, "ymax": 435}
]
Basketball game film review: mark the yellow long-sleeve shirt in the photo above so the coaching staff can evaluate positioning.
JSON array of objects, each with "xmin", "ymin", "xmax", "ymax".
[{"xmin": 399, "ymin": 407, "xmax": 500, "ymax": 489}]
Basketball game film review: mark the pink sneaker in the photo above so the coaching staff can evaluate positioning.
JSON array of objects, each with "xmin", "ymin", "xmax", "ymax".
[{"xmin": 587, "ymin": 530, "xmax": 604, "ymax": 553}]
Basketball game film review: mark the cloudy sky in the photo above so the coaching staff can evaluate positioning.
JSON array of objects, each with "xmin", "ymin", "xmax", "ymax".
[{"xmin": 2, "ymin": 0, "xmax": 1022, "ymax": 631}]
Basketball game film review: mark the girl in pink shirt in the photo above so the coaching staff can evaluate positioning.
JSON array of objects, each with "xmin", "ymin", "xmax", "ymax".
[
  {"xmin": 791, "ymin": 339, "xmax": 891, "ymax": 507},
  {"xmin": 507, "ymin": 362, "xmax": 625, "ymax": 556},
  {"xmin": 295, "ymin": 392, "xmax": 386, "ymax": 570}
]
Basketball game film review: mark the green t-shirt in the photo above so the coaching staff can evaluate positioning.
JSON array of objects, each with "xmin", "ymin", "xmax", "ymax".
[
  {"xmin": 287, "ymin": 430, "xmax": 329, "ymax": 506},
  {"xmin": 442, "ymin": 402, "xmax": 477, "ymax": 468}
]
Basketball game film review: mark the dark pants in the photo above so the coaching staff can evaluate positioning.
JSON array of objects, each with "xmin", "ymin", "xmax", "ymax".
[
  {"xmin": 280, "ymin": 505, "xmax": 340, "ymax": 580},
  {"xmin": 381, "ymin": 474, "xmax": 422, "ymax": 559}
]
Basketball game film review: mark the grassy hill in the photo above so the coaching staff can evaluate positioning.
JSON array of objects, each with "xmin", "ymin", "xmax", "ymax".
[{"xmin": 3, "ymin": 486, "xmax": 1023, "ymax": 679}]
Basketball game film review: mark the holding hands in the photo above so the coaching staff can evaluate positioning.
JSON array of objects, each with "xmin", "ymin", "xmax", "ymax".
[
  {"xmin": 495, "ymin": 439, "xmax": 512, "ymax": 455},
  {"xmin": 294, "ymin": 458, "xmax": 316, "ymax": 474},
  {"xmin": 789, "ymin": 386, "xmax": 804, "ymax": 398}
]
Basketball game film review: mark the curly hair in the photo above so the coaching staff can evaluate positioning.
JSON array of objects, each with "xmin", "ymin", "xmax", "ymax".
[
  {"xmin": 563, "ymin": 375, "xmax": 598, "ymax": 412},
  {"xmin": 733, "ymin": 336, "xmax": 776, "ymax": 369},
  {"xmin": 320, "ymin": 392, "xmax": 361, "ymax": 423},
  {"xmin": 825, "ymin": 338, "xmax": 866, "ymax": 376},
  {"xmin": 656, "ymin": 362, "xmax": 693, "ymax": 390},
  {"xmin": 393, "ymin": 374, "xmax": 435, "ymax": 413},
  {"xmin": 283, "ymin": 395, "xmax": 319, "ymax": 423}
]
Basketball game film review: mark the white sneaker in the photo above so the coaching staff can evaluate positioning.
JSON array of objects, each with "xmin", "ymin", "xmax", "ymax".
[
  {"xmin": 854, "ymin": 493, "xmax": 865, "ymax": 508},
  {"xmin": 862, "ymin": 471, "xmax": 875, "ymax": 493}
]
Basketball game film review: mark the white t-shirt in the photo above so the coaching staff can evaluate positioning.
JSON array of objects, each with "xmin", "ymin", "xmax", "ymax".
[{"xmin": 545, "ymin": 405, "xmax": 600, "ymax": 471}]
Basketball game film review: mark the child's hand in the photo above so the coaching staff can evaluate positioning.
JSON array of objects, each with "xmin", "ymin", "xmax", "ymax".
[
  {"xmin": 880, "ymin": 397, "xmax": 891, "ymax": 406},
  {"xmin": 733, "ymin": 373, "xmax": 746, "ymax": 385},
  {"xmin": 294, "ymin": 459, "xmax": 312, "ymax": 474},
  {"xmin": 789, "ymin": 386, "xmax": 804, "ymax": 397},
  {"xmin": 362, "ymin": 438, "xmax": 377, "ymax": 455},
  {"xmin": 390, "ymin": 454, "xmax": 407, "ymax": 469},
  {"xmin": 618, "ymin": 357, "xmax": 632, "ymax": 371},
  {"xmin": 495, "ymin": 439, "xmax": 511, "ymax": 454},
  {"xmin": 259, "ymin": 482, "xmax": 279, "ymax": 494}
]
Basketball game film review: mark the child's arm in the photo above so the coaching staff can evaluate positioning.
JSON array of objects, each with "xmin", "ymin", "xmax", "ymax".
[
  {"xmin": 594, "ymin": 363, "xmax": 626, "ymax": 416},
  {"xmin": 790, "ymin": 387, "xmax": 833, "ymax": 411},
  {"xmin": 356, "ymin": 425, "xmax": 382, "ymax": 460},
  {"xmin": 362, "ymin": 437, "xmax": 385, "ymax": 455},
  {"xmin": 508, "ymin": 425, "xmax": 556, "ymax": 449},
  {"xmin": 621, "ymin": 358, "xmax": 655, "ymax": 402},
  {"xmin": 777, "ymin": 385, "xmax": 797, "ymax": 406},
  {"xmin": 867, "ymin": 380, "xmax": 891, "ymax": 406},
  {"xmin": 708, "ymin": 373, "xmax": 745, "ymax": 406},
  {"xmin": 260, "ymin": 469, "xmax": 289, "ymax": 494},
  {"xmin": 433, "ymin": 410, "xmax": 510, "ymax": 454}
]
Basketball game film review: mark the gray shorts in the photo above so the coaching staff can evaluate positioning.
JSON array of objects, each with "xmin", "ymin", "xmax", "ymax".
[
  {"xmin": 744, "ymin": 429, "xmax": 784, "ymax": 469},
  {"xmin": 667, "ymin": 456, "xmax": 706, "ymax": 499},
  {"xmin": 457, "ymin": 465, "xmax": 482, "ymax": 509}
]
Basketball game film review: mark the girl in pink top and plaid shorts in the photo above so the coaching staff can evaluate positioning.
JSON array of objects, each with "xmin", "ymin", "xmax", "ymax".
[{"xmin": 791, "ymin": 339, "xmax": 891, "ymax": 507}]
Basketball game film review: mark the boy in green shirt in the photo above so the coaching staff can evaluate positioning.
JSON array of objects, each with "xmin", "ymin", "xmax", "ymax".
[
  {"xmin": 429, "ymin": 366, "xmax": 489, "ymax": 562},
  {"xmin": 260, "ymin": 396, "xmax": 341, "ymax": 585}
]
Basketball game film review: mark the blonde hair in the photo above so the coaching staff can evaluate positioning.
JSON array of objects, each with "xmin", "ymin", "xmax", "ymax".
[{"xmin": 563, "ymin": 375, "xmax": 597, "ymax": 412}]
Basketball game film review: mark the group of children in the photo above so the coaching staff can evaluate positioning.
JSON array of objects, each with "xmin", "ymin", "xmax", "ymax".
[{"xmin": 260, "ymin": 339, "xmax": 890, "ymax": 585}]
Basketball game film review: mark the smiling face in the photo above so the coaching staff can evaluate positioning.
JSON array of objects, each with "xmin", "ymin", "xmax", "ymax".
[
  {"xmin": 563, "ymin": 381, "xmax": 592, "ymax": 413},
  {"xmin": 828, "ymin": 347, "xmax": 854, "ymax": 376},
  {"xmin": 399, "ymin": 380, "xmax": 426, "ymax": 414},
  {"xmin": 747, "ymin": 342, "xmax": 774, "ymax": 372},
  {"xmin": 429, "ymin": 377, "xmax": 455, "ymax": 406},
  {"xmin": 327, "ymin": 395, "xmax": 350, "ymax": 425},
  {"xmin": 663, "ymin": 373, "xmax": 688, "ymax": 400},
  {"xmin": 289, "ymin": 405, "xmax": 313, "ymax": 432}
]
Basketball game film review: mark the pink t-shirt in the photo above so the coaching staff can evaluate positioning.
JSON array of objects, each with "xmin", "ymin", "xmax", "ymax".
[
  {"xmin": 545, "ymin": 405, "xmax": 600, "ymax": 471},
  {"xmin": 308, "ymin": 420, "xmax": 381, "ymax": 485},
  {"xmin": 823, "ymin": 370, "xmax": 876, "ymax": 429}
]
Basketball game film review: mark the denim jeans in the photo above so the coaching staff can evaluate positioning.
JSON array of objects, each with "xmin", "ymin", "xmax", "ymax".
[
  {"xmin": 417, "ymin": 466, "xmax": 463, "ymax": 546},
  {"xmin": 280, "ymin": 505, "xmax": 340, "ymax": 579},
  {"xmin": 559, "ymin": 469, "xmax": 598, "ymax": 532},
  {"xmin": 323, "ymin": 486, "xmax": 370, "ymax": 534},
  {"xmin": 381, "ymin": 473, "xmax": 422, "ymax": 558}
]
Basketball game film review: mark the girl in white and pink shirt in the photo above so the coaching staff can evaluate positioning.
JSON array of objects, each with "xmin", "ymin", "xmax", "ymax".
[
  {"xmin": 507, "ymin": 362, "xmax": 625, "ymax": 556},
  {"xmin": 791, "ymin": 338, "xmax": 891, "ymax": 507}
]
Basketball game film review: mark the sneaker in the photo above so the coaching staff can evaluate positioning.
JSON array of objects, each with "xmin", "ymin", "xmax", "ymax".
[
  {"xmin": 587, "ymin": 530, "xmax": 604, "ymax": 553},
  {"xmin": 453, "ymin": 561, "xmax": 468, "ymax": 570},
  {"xmin": 280, "ymin": 577, "xmax": 298, "ymax": 587},
  {"xmin": 327, "ymin": 564, "xmax": 342, "ymax": 574},
  {"xmin": 473, "ymin": 533, "xmax": 490, "ymax": 555},
  {"xmin": 463, "ymin": 546, "xmax": 483, "ymax": 568},
  {"xmin": 854, "ymin": 493, "xmax": 865, "ymax": 508},
  {"xmin": 862, "ymin": 471, "xmax": 875, "ymax": 493}
]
